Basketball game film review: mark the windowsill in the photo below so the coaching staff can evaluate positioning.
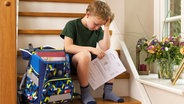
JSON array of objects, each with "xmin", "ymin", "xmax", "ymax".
[{"xmin": 137, "ymin": 74, "xmax": 184, "ymax": 96}]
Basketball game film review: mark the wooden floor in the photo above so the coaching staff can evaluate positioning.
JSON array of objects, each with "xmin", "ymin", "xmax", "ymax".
[{"xmin": 69, "ymin": 96, "xmax": 141, "ymax": 104}]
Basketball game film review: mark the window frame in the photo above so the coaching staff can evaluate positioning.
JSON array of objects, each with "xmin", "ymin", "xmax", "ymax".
[
  {"xmin": 154, "ymin": 0, "xmax": 183, "ymax": 40},
  {"xmin": 182, "ymin": 0, "xmax": 184, "ymax": 37}
]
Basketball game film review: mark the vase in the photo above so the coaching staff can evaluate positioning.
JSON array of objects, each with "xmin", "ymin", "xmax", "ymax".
[{"xmin": 157, "ymin": 60, "xmax": 174, "ymax": 79}]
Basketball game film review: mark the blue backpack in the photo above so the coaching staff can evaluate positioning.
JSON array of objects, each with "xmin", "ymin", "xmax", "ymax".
[{"xmin": 19, "ymin": 45, "xmax": 75, "ymax": 104}]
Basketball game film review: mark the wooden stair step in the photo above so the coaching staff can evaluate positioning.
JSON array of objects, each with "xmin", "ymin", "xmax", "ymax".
[
  {"xmin": 18, "ymin": 29, "xmax": 112, "ymax": 35},
  {"xmin": 19, "ymin": 12, "xmax": 85, "ymax": 18},
  {"xmin": 17, "ymin": 72, "xmax": 130, "ymax": 83},
  {"xmin": 71, "ymin": 71, "xmax": 130, "ymax": 80},
  {"xmin": 20, "ymin": 0, "xmax": 94, "ymax": 3},
  {"xmin": 18, "ymin": 29, "xmax": 62, "ymax": 35},
  {"xmin": 71, "ymin": 96, "xmax": 141, "ymax": 104}
]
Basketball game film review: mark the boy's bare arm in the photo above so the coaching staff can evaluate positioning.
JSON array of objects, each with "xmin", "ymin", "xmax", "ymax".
[
  {"xmin": 64, "ymin": 36, "xmax": 105, "ymax": 58},
  {"xmin": 98, "ymin": 17, "xmax": 112, "ymax": 51},
  {"xmin": 64, "ymin": 36, "xmax": 91, "ymax": 54}
]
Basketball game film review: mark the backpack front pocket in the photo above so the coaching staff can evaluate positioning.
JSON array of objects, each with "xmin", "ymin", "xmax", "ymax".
[{"xmin": 42, "ymin": 78, "xmax": 75, "ymax": 103}]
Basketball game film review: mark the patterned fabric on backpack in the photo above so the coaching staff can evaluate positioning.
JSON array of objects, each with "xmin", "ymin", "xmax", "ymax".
[{"xmin": 20, "ymin": 45, "xmax": 75, "ymax": 104}]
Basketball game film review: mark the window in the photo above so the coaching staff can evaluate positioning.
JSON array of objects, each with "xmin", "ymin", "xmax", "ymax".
[
  {"xmin": 154, "ymin": 0, "xmax": 183, "ymax": 39},
  {"xmin": 164, "ymin": 0, "xmax": 181, "ymax": 37}
]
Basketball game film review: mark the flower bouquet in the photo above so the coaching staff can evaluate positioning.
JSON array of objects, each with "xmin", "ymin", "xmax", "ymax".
[{"xmin": 142, "ymin": 34, "xmax": 184, "ymax": 79}]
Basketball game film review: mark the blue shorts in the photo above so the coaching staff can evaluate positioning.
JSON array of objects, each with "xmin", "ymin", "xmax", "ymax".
[{"xmin": 68, "ymin": 53, "xmax": 97, "ymax": 75}]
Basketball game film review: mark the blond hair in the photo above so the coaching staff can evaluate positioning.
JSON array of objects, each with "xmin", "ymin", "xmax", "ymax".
[{"xmin": 86, "ymin": 0, "xmax": 114, "ymax": 21}]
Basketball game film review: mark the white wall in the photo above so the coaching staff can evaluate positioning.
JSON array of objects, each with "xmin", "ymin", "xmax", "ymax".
[
  {"xmin": 124, "ymin": 0, "xmax": 154, "ymax": 65},
  {"xmin": 106, "ymin": 0, "xmax": 125, "ymax": 34},
  {"xmin": 144, "ymin": 85, "xmax": 184, "ymax": 104},
  {"xmin": 121, "ymin": 0, "xmax": 154, "ymax": 104},
  {"xmin": 105, "ymin": 0, "xmax": 125, "ymax": 49}
]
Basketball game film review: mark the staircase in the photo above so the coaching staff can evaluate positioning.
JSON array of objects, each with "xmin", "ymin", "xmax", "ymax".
[{"xmin": 17, "ymin": 0, "xmax": 141, "ymax": 104}]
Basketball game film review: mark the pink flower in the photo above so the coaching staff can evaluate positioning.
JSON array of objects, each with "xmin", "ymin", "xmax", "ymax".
[{"xmin": 148, "ymin": 45, "xmax": 155, "ymax": 53}]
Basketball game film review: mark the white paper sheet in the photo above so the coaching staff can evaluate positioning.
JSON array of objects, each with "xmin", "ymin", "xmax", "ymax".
[{"xmin": 88, "ymin": 49, "xmax": 126, "ymax": 90}]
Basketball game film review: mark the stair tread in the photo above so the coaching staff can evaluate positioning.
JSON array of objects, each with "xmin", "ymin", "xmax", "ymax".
[
  {"xmin": 70, "ymin": 96, "xmax": 141, "ymax": 104},
  {"xmin": 20, "ymin": 0, "xmax": 93, "ymax": 3},
  {"xmin": 18, "ymin": 29, "xmax": 112, "ymax": 35},
  {"xmin": 19, "ymin": 12, "xmax": 85, "ymax": 18},
  {"xmin": 71, "ymin": 71, "xmax": 130, "ymax": 80},
  {"xmin": 17, "ymin": 71, "xmax": 130, "ymax": 83}
]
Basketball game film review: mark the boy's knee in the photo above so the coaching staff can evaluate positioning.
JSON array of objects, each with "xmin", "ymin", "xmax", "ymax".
[
  {"xmin": 74, "ymin": 50, "xmax": 91, "ymax": 63},
  {"xmin": 79, "ymin": 50, "xmax": 91, "ymax": 61}
]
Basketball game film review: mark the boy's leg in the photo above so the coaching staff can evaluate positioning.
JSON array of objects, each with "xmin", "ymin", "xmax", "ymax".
[
  {"xmin": 72, "ymin": 50, "xmax": 96, "ymax": 104},
  {"xmin": 103, "ymin": 79, "xmax": 124, "ymax": 102}
]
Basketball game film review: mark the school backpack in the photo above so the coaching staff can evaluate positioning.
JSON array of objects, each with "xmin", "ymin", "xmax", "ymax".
[{"xmin": 18, "ymin": 44, "xmax": 75, "ymax": 104}]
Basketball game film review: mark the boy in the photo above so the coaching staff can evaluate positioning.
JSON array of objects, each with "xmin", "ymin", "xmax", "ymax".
[{"xmin": 60, "ymin": 0, "xmax": 124, "ymax": 104}]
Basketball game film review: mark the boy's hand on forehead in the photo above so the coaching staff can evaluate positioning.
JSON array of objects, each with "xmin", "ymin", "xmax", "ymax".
[
  {"xmin": 104, "ymin": 13, "xmax": 114, "ymax": 27},
  {"xmin": 104, "ymin": 17, "xmax": 111, "ymax": 27}
]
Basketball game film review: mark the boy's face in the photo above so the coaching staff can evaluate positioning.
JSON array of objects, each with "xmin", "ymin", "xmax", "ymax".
[{"xmin": 86, "ymin": 15, "xmax": 106, "ymax": 30}]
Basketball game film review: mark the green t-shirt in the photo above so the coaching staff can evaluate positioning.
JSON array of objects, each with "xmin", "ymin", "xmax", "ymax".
[{"xmin": 60, "ymin": 18, "xmax": 104, "ymax": 48}]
